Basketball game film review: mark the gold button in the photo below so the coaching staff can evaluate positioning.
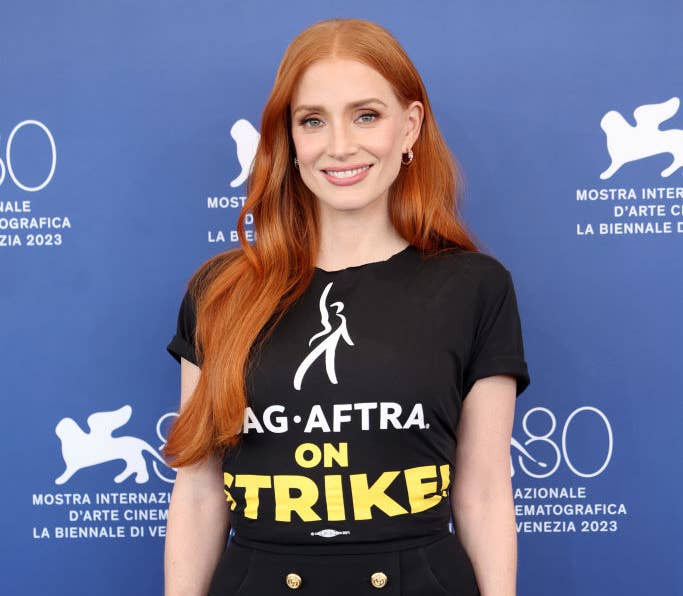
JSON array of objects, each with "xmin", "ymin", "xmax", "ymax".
[
  {"xmin": 286, "ymin": 572, "xmax": 302, "ymax": 589},
  {"xmin": 370, "ymin": 571, "xmax": 388, "ymax": 588}
]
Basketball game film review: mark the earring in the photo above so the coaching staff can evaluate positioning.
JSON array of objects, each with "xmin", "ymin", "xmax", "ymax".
[
  {"xmin": 401, "ymin": 149, "xmax": 413, "ymax": 165},
  {"xmin": 294, "ymin": 157, "xmax": 299, "ymax": 169}
]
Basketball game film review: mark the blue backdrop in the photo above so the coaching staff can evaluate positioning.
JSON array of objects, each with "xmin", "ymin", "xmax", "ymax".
[{"xmin": 2, "ymin": 1, "xmax": 681, "ymax": 594}]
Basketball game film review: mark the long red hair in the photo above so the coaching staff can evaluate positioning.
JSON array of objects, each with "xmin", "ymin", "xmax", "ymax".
[{"xmin": 163, "ymin": 18, "xmax": 479, "ymax": 467}]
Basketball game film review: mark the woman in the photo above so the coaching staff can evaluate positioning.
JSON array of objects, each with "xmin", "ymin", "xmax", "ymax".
[{"xmin": 165, "ymin": 18, "xmax": 530, "ymax": 596}]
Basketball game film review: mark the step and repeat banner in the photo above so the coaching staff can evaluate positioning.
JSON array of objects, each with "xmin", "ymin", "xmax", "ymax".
[{"xmin": 2, "ymin": 1, "xmax": 681, "ymax": 595}]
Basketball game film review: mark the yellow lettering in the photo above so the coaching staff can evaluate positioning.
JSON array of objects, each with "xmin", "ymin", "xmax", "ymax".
[
  {"xmin": 223, "ymin": 472, "xmax": 237, "ymax": 511},
  {"xmin": 323, "ymin": 474, "xmax": 346, "ymax": 521},
  {"xmin": 438, "ymin": 463, "xmax": 451, "ymax": 496},
  {"xmin": 404, "ymin": 465, "xmax": 442, "ymax": 513},
  {"xmin": 273, "ymin": 475, "xmax": 322, "ymax": 522},
  {"xmin": 350, "ymin": 472, "xmax": 408, "ymax": 520},
  {"xmin": 294, "ymin": 443, "xmax": 321, "ymax": 468},
  {"xmin": 323, "ymin": 442, "xmax": 348, "ymax": 468},
  {"xmin": 223, "ymin": 461, "xmax": 451, "ymax": 523},
  {"xmin": 234, "ymin": 474, "xmax": 272, "ymax": 519}
]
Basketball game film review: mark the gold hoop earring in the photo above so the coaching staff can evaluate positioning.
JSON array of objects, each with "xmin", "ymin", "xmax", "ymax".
[{"xmin": 401, "ymin": 149, "xmax": 413, "ymax": 166}]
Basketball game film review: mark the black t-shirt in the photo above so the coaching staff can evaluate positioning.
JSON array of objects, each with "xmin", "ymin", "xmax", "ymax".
[{"xmin": 167, "ymin": 245, "xmax": 530, "ymax": 547}]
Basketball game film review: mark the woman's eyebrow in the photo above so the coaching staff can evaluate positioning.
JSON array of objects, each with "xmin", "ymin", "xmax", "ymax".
[{"xmin": 292, "ymin": 98, "xmax": 388, "ymax": 116}]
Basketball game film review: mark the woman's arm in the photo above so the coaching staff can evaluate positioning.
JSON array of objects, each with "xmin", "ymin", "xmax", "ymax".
[
  {"xmin": 164, "ymin": 357, "xmax": 230, "ymax": 596},
  {"xmin": 450, "ymin": 375, "xmax": 517, "ymax": 596}
]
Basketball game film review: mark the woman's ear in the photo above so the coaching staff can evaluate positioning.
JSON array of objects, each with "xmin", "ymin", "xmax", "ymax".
[{"xmin": 404, "ymin": 100, "xmax": 424, "ymax": 149}]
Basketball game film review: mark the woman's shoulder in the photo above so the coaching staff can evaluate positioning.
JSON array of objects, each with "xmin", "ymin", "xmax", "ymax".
[
  {"xmin": 415, "ymin": 246, "xmax": 512, "ymax": 287},
  {"xmin": 411, "ymin": 247, "xmax": 521, "ymax": 327}
]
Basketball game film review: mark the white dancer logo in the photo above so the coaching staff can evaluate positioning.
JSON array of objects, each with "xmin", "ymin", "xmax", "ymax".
[
  {"xmin": 600, "ymin": 96, "xmax": 683, "ymax": 179},
  {"xmin": 55, "ymin": 405, "xmax": 168, "ymax": 485},
  {"xmin": 293, "ymin": 282, "xmax": 354, "ymax": 390},
  {"xmin": 229, "ymin": 118, "xmax": 260, "ymax": 188}
]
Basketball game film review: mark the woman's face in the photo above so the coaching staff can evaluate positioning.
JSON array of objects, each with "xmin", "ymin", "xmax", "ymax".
[{"xmin": 290, "ymin": 58, "xmax": 422, "ymax": 218}]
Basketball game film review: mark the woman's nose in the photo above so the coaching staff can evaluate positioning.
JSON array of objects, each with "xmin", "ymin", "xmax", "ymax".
[{"xmin": 327, "ymin": 122, "xmax": 356, "ymax": 159}]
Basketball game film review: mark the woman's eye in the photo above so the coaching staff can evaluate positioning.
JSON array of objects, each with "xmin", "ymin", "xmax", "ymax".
[
  {"xmin": 357, "ymin": 112, "xmax": 378, "ymax": 123},
  {"xmin": 301, "ymin": 117, "xmax": 323, "ymax": 128}
]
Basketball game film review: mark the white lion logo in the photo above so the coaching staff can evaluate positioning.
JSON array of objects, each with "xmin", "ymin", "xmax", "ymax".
[
  {"xmin": 600, "ymin": 96, "xmax": 683, "ymax": 179},
  {"xmin": 229, "ymin": 118, "xmax": 260, "ymax": 188},
  {"xmin": 55, "ymin": 405, "xmax": 167, "ymax": 485}
]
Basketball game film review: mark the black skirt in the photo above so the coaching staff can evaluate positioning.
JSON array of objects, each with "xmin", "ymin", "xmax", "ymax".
[{"xmin": 208, "ymin": 530, "xmax": 480, "ymax": 595}]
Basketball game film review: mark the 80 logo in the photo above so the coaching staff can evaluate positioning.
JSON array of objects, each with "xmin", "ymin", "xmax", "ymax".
[
  {"xmin": 0, "ymin": 119, "xmax": 56, "ymax": 192},
  {"xmin": 511, "ymin": 406, "xmax": 613, "ymax": 479}
]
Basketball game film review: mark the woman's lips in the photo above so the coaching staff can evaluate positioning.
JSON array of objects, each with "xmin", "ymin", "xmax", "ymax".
[{"xmin": 321, "ymin": 165, "xmax": 372, "ymax": 186}]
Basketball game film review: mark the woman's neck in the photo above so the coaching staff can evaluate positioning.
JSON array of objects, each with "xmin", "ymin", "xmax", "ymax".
[{"xmin": 315, "ymin": 200, "xmax": 408, "ymax": 271}]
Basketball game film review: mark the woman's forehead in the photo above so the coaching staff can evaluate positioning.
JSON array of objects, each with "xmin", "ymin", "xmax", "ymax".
[{"xmin": 291, "ymin": 58, "xmax": 398, "ymax": 110}]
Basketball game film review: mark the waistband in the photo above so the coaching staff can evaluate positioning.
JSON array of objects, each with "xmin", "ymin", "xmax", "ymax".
[{"xmin": 232, "ymin": 527, "xmax": 452, "ymax": 555}]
